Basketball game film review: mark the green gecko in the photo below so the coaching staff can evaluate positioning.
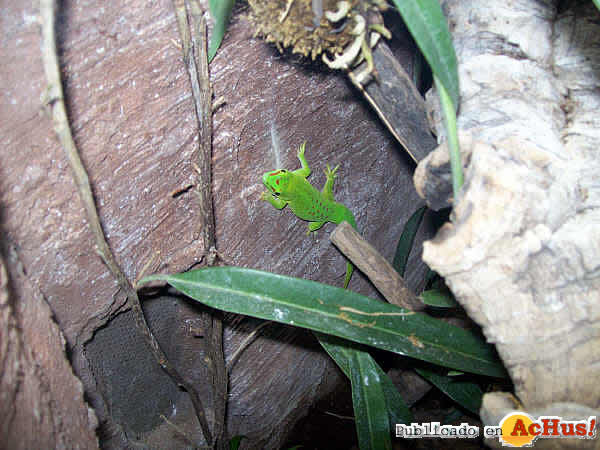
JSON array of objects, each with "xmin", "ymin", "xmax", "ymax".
[{"xmin": 260, "ymin": 142, "xmax": 357, "ymax": 288}]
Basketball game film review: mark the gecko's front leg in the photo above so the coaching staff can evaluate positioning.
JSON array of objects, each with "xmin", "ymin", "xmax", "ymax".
[
  {"xmin": 293, "ymin": 141, "xmax": 311, "ymax": 178},
  {"xmin": 261, "ymin": 191, "xmax": 288, "ymax": 210}
]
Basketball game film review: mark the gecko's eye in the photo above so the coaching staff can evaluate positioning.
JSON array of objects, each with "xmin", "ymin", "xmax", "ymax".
[
  {"xmin": 274, "ymin": 192, "xmax": 280, "ymax": 197},
  {"xmin": 281, "ymin": 169, "xmax": 287, "ymax": 173}
]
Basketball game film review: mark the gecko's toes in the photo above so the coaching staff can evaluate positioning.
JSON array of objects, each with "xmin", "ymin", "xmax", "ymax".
[
  {"xmin": 297, "ymin": 141, "xmax": 307, "ymax": 157},
  {"xmin": 325, "ymin": 164, "xmax": 339, "ymax": 177}
]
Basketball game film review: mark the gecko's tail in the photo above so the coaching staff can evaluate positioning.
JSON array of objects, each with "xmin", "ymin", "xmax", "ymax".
[
  {"xmin": 340, "ymin": 206, "xmax": 357, "ymax": 289},
  {"xmin": 343, "ymin": 262, "xmax": 354, "ymax": 289},
  {"xmin": 340, "ymin": 205, "xmax": 357, "ymax": 230}
]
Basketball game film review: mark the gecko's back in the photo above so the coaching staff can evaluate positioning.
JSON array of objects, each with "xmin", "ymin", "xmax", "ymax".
[{"xmin": 287, "ymin": 172, "xmax": 356, "ymax": 228}]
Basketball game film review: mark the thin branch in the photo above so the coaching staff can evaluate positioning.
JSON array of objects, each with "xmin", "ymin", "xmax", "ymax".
[
  {"xmin": 39, "ymin": 0, "xmax": 212, "ymax": 445},
  {"xmin": 40, "ymin": 0, "xmax": 123, "ymax": 287},
  {"xmin": 226, "ymin": 321, "xmax": 272, "ymax": 372},
  {"xmin": 347, "ymin": 42, "xmax": 436, "ymax": 163},
  {"xmin": 160, "ymin": 414, "xmax": 208, "ymax": 449},
  {"xmin": 173, "ymin": 0, "xmax": 216, "ymax": 253},
  {"xmin": 330, "ymin": 222, "xmax": 425, "ymax": 311},
  {"xmin": 190, "ymin": 4, "xmax": 228, "ymax": 448},
  {"xmin": 172, "ymin": 1, "xmax": 228, "ymax": 448}
]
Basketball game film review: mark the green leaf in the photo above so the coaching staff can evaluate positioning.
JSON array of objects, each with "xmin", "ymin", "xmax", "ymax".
[
  {"xmin": 435, "ymin": 75, "xmax": 464, "ymax": 195},
  {"xmin": 421, "ymin": 288, "xmax": 458, "ymax": 308},
  {"xmin": 443, "ymin": 408, "xmax": 465, "ymax": 423},
  {"xmin": 416, "ymin": 368, "xmax": 483, "ymax": 415},
  {"xmin": 229, "ymin": 435, "xmax": 246, "ymax": 450},
  {"xmin": 375, "ymin": 364, "xmax": 413, "ymax": 425},
  {"xmin": 391, "ymin": 0, "xmax": 459, "ymax": 109},
  {"xmin": 208, "ymin": 0, "xmax": 235, "ymax": 62},
  {"xmin": 594, "ymin": 0, "xmax": 600, "ymax": 12},
  {"xmin": 424, "ymin": 268, "xmax": 439, "ymax": 288},
  {"xmin": 318, "ymin": 337, "xmax": 395, "ymax": 448},
  {"xmin": 350, "ymin": 352, "xmax": 392, "ymax": 450},
  {"xmin": 318, "ymin": 334, "xmax": 413, "ymax": 425},
  {"xmin": 141, "ymin": 267, "xmax": 507, "ymax": 377},
  {"xmin": 393, "ymin": 206, "xmax": 427, "ymax": 277}
]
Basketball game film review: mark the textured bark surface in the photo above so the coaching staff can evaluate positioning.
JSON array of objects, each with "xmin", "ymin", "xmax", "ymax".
[
  {"xmin": 415, "ymin": 0, "xmax": 600, "ymax": 444},
  {"xmin": 1, "ymin": 0, "xmax": 432, "ymax": 448},
  {"xmin": 0, "ymin": 245, "xmax": 98, "ymax": 449}
]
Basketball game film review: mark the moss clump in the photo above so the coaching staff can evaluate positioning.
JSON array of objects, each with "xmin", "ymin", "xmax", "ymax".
[{"xmin": 248, "ymin": 0, "xmax": 359, "ymax": 60}]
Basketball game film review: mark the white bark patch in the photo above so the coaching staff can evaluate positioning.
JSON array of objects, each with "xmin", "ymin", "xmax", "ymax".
[{"xmin": 416, "ymin": 0, "xmax": 600, "ymax": 421}]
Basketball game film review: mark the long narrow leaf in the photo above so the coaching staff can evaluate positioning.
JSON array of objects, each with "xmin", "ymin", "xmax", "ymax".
[
  {"xmin": 421, "ymin": 288, "xmax": 457, "ymax": 308},
  {"xmin": 393, "ymin": 206, "xmax": 427, "ymax": 277},
  {"xmin": 228, "ymin": 435, "xmax": 246, "ymax": 450},
  {"xmin": 416, "ymin": 368, "xmax": 483, "ymax": 415},
  {"xmin": 350, "ymin": 352, "xmax": 392, "ymax": 450},
  {"xmin": 141, "ymin": 267, "xmax": 506, "ymax": 377},
  {"xmin": 392, "ymin": 0, "xmax": 459, "ymax": 109},
  {"xmin": 317, "ymin": 337, "xmax": 393, "ymax": 448},
  {"xmin": 208, "ymin": 0, "xmax": 235, "ymax": 62},
  {"xmin": 435, "ymin": 75, "xmax": 464, "ymax": 195},
  {"xmin": 318, "ymin": 334, "xmax": 412, "ymax": 425}
]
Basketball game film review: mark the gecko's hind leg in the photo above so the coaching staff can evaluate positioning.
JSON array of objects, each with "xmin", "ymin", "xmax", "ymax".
[
  {"xmin": 322, "ymin": 164, "xmax": 339, "ymax": 201},
  {"xmin": 307, "ymin": 221, "xmax": 326, "ymax": 234}
]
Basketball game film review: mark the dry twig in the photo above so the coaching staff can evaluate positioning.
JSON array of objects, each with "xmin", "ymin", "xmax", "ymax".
[
  {"xmin": 226, "ymin": 321, "xmax": 273, "ymax": 372},
  {"xmin": 331, "ymin": 222, "xmax": 425, "ymax": 311},
  {"xmin": 39, "ymin": 0, "xmax": 213, "ymax": 445},
  {"xmin": 172, "ymin": 1, "xmax": 228, "ymax": 447}
]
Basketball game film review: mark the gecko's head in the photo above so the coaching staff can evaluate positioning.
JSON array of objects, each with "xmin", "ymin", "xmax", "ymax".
[{"xmin": 262, "ymin": 169, "xmax": 290, "ymax": 195}]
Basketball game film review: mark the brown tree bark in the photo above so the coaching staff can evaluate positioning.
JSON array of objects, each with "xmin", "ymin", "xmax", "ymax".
[{"xmin": 1, "ymin": 0, "xmax": 432, "ymax": 447}]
